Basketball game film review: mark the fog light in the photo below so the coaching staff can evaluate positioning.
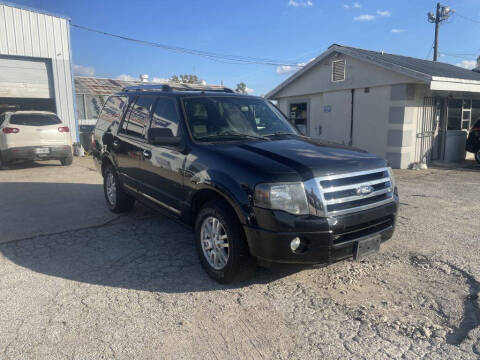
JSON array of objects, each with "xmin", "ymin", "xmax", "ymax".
[{"xmin": 290, "ymin": 237, "xmax": 301, "ymax": 252}]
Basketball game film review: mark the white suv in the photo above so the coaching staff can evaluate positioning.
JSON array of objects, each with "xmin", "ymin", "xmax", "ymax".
[{"xmin": 0, "ymin": 111, "xmax": 73, "ymax": 167}]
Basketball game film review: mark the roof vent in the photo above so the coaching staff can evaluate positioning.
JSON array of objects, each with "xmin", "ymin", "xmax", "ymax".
[{"xmin": 332, "ymin": 59, "xmax": 346, "ymax": 82}]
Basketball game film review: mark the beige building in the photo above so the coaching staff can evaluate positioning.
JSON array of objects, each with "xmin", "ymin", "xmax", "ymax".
[
  {"xmin": 267, "ymin": 44, "xmax": 480, "ymax": 168},
  {"xmin": 0, "ymin": 2, "xmax": 76, "ymax": 141}
]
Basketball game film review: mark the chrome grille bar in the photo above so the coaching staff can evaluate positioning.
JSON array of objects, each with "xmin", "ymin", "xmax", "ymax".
[
  {"xmin": 321, "ymin": 177, "xmax": 390, "ymax": 193},
  {"xmin": 325, "ymin": 187, "xmax": 392, "ymax": 205},
  {"xmin": 303, "ymin": 167, "xmax": 395, "ymax": 217}
]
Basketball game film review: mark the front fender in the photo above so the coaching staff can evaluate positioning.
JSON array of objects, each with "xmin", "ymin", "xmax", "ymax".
[{"xmin": 186, "ymin": 169, "xmax": 253, "ymax": 225}]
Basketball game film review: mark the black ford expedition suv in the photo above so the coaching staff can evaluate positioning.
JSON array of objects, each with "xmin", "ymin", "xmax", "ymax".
[{"xmin": 92, "ymin": 84, "xmax": 398, "ymax": 283}]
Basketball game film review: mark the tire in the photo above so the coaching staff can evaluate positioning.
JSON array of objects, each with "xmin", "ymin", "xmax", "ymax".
[
  {"xmin": 103, "ymin": 164, "xmax": 135, "ymax": 213},
  {"xmin": 475, "ymin": 149, "xmax": 480, "ymax": 164},
  {"xmin": 60, "ymin": 157, "xmax": 73, "ymax": 166},
  {"xmin": 195, "ymin": 199, "xmax": 255, "ymax": 283}
]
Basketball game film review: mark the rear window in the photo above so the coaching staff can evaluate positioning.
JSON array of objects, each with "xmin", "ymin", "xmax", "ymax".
[
  {"xmin": 96, "ymin": 96, "xmax": 128, "ymax": 131},
  {"xmin": 10, "ymin": 114, "xmax": 61, "ymax": 126}
]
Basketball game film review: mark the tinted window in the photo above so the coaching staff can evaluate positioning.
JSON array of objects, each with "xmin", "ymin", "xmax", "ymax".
[
  {"xmin": 10, "ymin": 114, "xmax": 61, "ymax": 126},
  {"xmin": 151, "ymin": 97, "xmax": 180, "ymax": 136},
  {"xmin": 97, "ymin": 96, "xmax": 128, "ymax": 131},
  {"xmin": 121, "ymin": 96, "xmax": 155, "ymax": 138}
]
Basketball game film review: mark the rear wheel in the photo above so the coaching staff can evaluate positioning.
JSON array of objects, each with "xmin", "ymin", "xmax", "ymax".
[
  {"xmin": 103, "ymin": 164, "xmax": 135, "ymax": 213},
  {"xmin": 475, "ymin": 149, "xmax": 480, "ymax": 164},
  {"xmin": 195, "ymin": 200, "xmax": 255, "ymax": 283},
  {"xmin": 60, "ymin": 157, "xmax": 73, "ymax": 166}
]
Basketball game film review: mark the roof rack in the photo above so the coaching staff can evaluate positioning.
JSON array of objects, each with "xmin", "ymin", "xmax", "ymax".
[{"xmin": 122, "ymin": 83, "xmax": 235, "ymax": 93}]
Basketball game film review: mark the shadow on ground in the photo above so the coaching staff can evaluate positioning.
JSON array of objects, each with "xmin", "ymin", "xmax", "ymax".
[{"xmin": 0, "ymin": 182, "xmax": 301, "ymax": 293}]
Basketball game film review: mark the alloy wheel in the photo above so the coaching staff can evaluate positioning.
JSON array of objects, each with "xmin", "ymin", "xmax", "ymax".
[
  {"xmin": 200, "ymin": 216, "xmax": 229, "ymax": 270},
  {"xmin": 105, "ymin": 171, "xmax": 117, "ymax": 206}
]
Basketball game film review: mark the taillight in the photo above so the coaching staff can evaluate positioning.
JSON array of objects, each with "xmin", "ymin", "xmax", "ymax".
[
  {"xmin": 471, "ymin": 127, "xmax": 480, "ymax": 132},
  {"xmin": 58, "ymin": 126, "xmax": 70, "ymax": 133},
  {"xmin": 2, "ymin": 127, "xmax": 20, "ymax": 134}
]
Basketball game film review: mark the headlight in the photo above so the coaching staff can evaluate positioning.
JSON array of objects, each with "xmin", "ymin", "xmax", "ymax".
[
  {"xmin": 254, "ymin": 182, "xmax": 309, "ymax": 215},
  {"xmin": 387, "ymin": 167, "xmax": 396, "ymax": 191}
]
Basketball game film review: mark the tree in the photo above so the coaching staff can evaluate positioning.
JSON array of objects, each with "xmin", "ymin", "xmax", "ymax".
[
  {"xmin": 235, "ymin": 82, "xmax": 247, "ymax": 94},
  {"xmin": 169, "ymin": 74, "xmax": 201, "ymax": 84}
]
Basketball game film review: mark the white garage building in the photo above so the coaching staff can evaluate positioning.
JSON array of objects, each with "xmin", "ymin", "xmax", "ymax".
[
  {"xmin": 0, "ymin": 2, "xmax": 76, "ymax": 141},
  {"xmin": 267, "ymin": 44, "xmax": 480, "ymax": 168}
]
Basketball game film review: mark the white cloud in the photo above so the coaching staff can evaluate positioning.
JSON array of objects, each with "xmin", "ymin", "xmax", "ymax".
[
  {"xmin": 344, "ymin": 2, "xmax": 361, "ymax": 9},
  {"xmin": 288, "ymin": 0, "xmax": 313, "ymax": 7},
  {"xmin": 116, "ymin": 74, "xmax": 137, "ymax": 81},
  {"xmin": 354, "ymin": 14, "xmax": 375, "ymax": 21},
  {"xmin": 456, "ymin": 60, "xmax": 477, "ymax": 69},
  {"xmin": 391, "ymin": 28, "xmax": 405, "ymax": 33},
  {"xmin": 151, "ymin": 77, "xmax": 169, "ymax": 83},
  {"xmin": 276, "ymin": 58, "xmax": 314, "ymax": 74},
  {"xmin": 73, "ymin": 64, "xmax": 95, "ymax": 77},
  {"xmin": 276, "ymin": 65, "xmax": 297, "ymax": 74},
  {"xmin": 376, "ymin": 9, "xmax": 391, "ymax": 17}
]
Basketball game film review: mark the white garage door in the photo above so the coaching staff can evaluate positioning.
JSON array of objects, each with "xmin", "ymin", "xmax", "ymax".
[{"xmin": 0, "ymin": 56, "xmax": 53, "ymax": 99}]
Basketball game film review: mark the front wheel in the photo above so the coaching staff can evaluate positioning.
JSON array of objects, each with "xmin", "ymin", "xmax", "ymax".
[
  {"xmin": 195, "ymin": 200, "xmax": 255, "ymax": 283},
  {"xmin": 60, "ymin": 157, "xmax": 73, "ymax": 166},
  {"xmin": 475, "ymin": 149, "xmax": 480, "ymax": 164},
  {"xmin": 103, "ymin": 164, "xmax": 135, "ymax": 213}
]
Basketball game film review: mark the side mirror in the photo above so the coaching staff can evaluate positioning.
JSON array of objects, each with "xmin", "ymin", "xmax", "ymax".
[
  {"xmin": 148, "ymin": 128, "xmax": 181, "ymax": 146},
  {"xmin": 102, "ymin": 132, "xmax": 114, "ymax": 146}
]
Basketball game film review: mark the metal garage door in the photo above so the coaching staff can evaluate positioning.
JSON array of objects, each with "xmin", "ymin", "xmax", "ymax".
[{"xmin": 0, "ymin": 56, "xmax": 53, "ymax": 99}]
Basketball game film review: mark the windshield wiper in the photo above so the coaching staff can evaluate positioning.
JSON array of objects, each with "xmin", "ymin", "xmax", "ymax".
[
  {"xmin": 197, "ymin": 132, "xmax": 268, "ymax": 141},
  {"xmin": 263, "ymin": 132, "xmax": 305, "ymax": 138}
]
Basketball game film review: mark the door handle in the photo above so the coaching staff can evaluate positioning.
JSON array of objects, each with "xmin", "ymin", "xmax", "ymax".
[
  {"xmin": 143, "ymin": 150, "xmax": 152, "ymax": 159},
  {"xmin": 112, "ymin": 139, "xmax": 120, "ymax": 148}
]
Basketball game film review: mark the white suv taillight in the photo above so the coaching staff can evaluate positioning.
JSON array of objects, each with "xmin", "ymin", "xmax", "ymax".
[
  {"xmin": 2, "ymin": 127, "xmax": 20, "ymax": 134},
  {"xmin": 58, "ymin": 126, "xmax": 70, "ymax": 133}
]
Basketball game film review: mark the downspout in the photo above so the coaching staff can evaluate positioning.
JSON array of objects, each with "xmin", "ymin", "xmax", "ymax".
[{"xmin": 349, "ymin": 89, "xmax": 355, "ymax": 146}]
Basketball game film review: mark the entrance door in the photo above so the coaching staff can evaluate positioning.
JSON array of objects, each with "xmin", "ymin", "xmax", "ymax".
[
  {"xmin": 415, "ymin": 97, "xmax": 437, "ymax": 164},
  {"xmin": 289, "ymin": 102, "xmax": 308, "ymax": 135}
]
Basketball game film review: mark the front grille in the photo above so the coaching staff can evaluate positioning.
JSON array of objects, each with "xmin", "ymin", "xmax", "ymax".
[{"xmin": 314, "ymin": 168, "xmax": 394, "ymax": 216}]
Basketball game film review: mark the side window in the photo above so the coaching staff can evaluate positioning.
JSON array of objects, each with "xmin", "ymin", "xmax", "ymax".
[
  {"xmin": 0, "ymin": 114, "xmax": 4, "ymax": 126},
  {"xmin": 96, "ymin": 96, "xmax": 128, "ymax": 131},
  {"xmin": 151, "ymin": 97, "xmax": 180, "ymax": 136},
  {"xmin": 121, "ymin": 96, "xmax": 155, "ymax": 139}
]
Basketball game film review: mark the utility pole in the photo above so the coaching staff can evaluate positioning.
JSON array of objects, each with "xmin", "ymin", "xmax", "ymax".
[{"xmin": 428, "ymin": 3, "xmax": 454, "ymax": 61}]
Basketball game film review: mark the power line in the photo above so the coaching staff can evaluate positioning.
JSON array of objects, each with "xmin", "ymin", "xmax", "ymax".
[
  {"xmin": 454, "ymin": 12, "xmax": 480, "ymax": 24},
  {"xmin": 70, "ymin": 23, "xmax": 304, "ymax": 68}
]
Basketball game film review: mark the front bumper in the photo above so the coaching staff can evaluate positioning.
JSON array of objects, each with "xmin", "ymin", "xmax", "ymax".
[
  {"xmin": 1, "ymin": 145, "xmax": 72, "ymax": 162},
  {"xmin": 244, "ymin": 197, "xmax": 398, "ymax": 264}
]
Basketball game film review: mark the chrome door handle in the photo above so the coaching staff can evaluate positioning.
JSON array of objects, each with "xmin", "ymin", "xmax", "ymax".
[
  {"xmin": 143, "ymin": 150, "xmax": 152, "ymax": 159},
  {"xmin": 112, "ymin": 140, "xmax": 119, "ymax": 148}
]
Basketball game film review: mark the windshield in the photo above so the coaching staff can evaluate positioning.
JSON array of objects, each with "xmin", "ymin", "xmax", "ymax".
[
  {"xmin": 182, "ymin": 96, "xmax": 298, "ymax": 141},
  {"xmin": 10, "ymin": 114, "xmax": 61, "ymax": 126}
]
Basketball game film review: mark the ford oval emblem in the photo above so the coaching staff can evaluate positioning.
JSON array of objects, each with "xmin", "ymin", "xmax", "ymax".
[{"xmin": 356, "ymin": 185, "xmax": 374, "ymax": 196}]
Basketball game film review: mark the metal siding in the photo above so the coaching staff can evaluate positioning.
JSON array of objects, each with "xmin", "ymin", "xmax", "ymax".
[
  {"xmin": 0, "ymin": 6, "xmax": 7, "ymax": 53},
  {"xmin": 0, "ymin": 4, "xmax": 76, "ymax": 141},
  {"xmin": 4, "ymin": 6, "xmax": 15, "ymax": 53}
]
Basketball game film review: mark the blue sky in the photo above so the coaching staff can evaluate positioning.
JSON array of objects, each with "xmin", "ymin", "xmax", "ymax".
[{"xmin": 12, "ymin": 0, "xmax": 480, "ymax": 95}]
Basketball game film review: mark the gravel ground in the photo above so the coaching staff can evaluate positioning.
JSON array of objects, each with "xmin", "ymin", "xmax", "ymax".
[{"xmin": 0, "ymin": 157, "xmax": 479, "ymax": 359}]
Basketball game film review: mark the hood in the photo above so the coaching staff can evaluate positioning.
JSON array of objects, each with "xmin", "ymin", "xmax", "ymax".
[{"xmin": 232, "ymin": 138, "xmax": 386, "ymax": 179}]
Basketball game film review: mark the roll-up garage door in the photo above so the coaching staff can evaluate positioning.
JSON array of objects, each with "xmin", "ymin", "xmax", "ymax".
[{"xmin": 0, "ymin": 56, "xmax": 53, "ymax": 99}]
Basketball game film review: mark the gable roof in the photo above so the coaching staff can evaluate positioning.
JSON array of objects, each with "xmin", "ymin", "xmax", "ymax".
[{"xmin": 266, "ymin": 44, "xmax": 480, "ymax": 98}]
